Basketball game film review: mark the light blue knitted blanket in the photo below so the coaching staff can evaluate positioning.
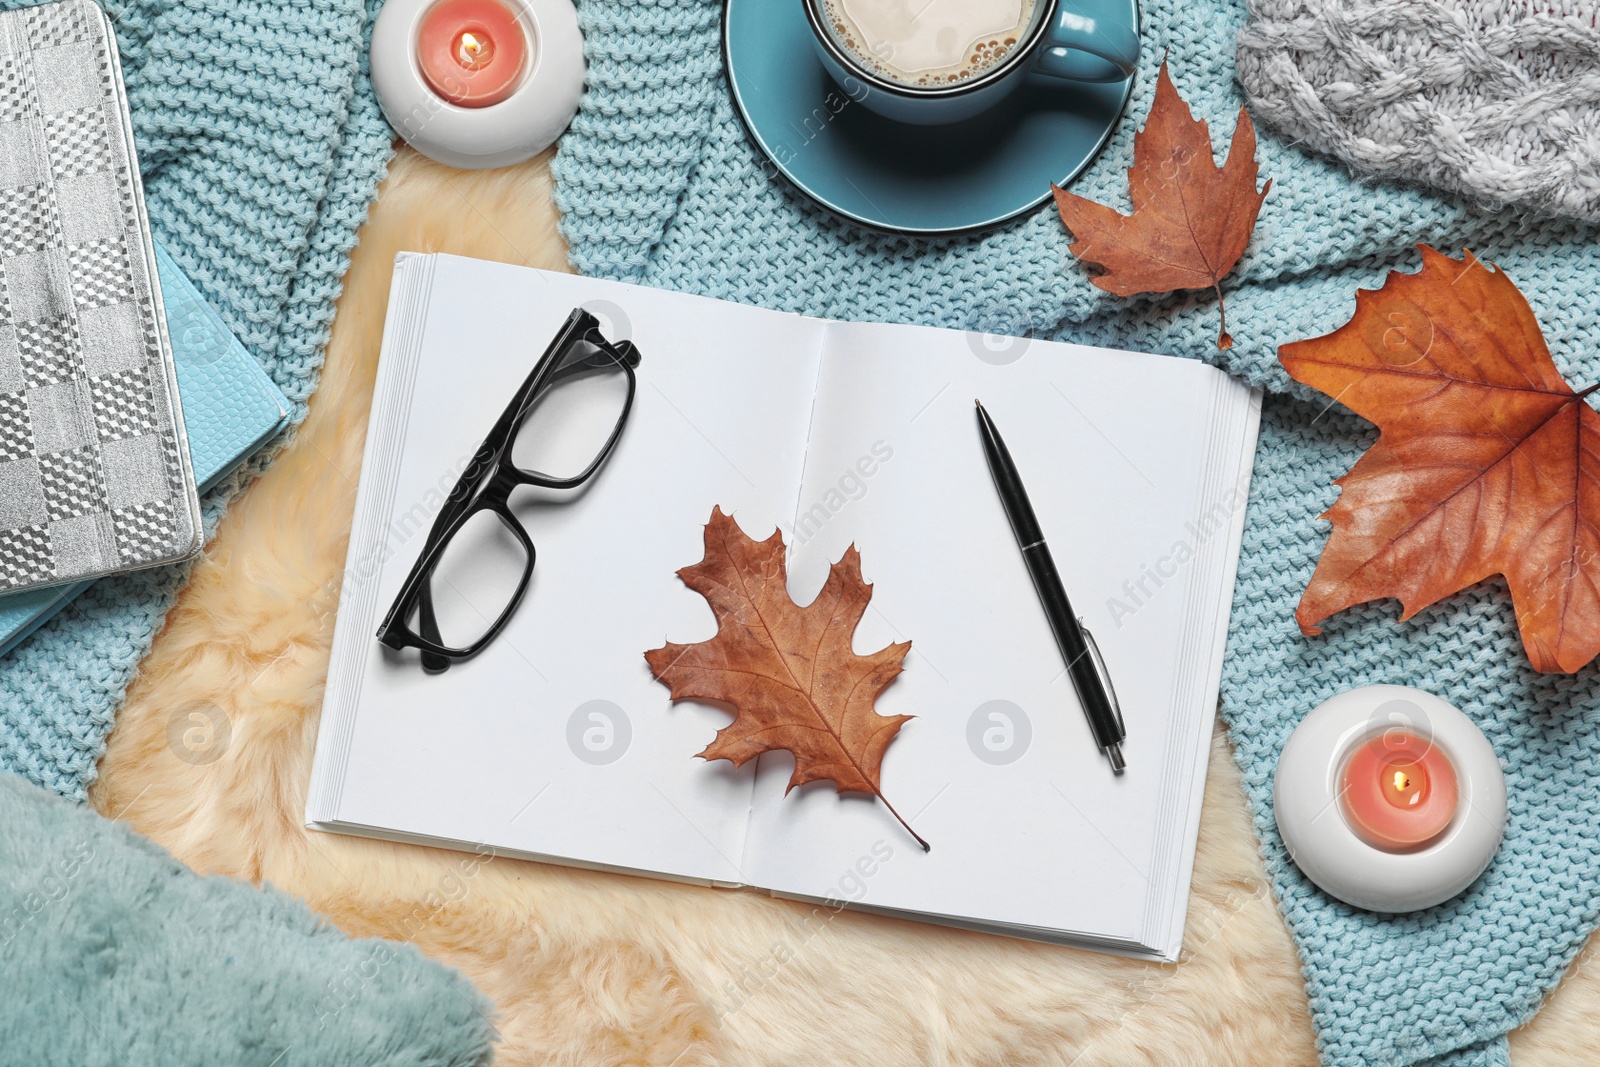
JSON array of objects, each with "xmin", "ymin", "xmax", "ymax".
[
  {"xmin": 0, "ymin": 0, "xmax": 394, "ymax": 800},
  {"xmin": 553, "ymin": 1, "xmax": 1600, "ymax": 1064}
]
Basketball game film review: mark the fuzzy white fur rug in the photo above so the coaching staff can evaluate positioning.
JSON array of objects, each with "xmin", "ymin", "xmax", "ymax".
[{"xmin": 85, "ymin": 148, "xmax": 1599, "ymax": 1066}]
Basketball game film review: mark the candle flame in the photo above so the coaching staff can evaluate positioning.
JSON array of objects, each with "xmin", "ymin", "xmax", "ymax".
[
  {"xmin": 453, "ymin": 30, "xmax": 495, "ymax": 70},
  {"xmin": 1386, "ymin": 766, "xmax": 1426, "ymax": 806}
]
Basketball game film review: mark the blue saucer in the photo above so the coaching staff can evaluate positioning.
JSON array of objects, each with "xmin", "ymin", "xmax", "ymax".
[{"xmin": 722, "ymin": 0, "xmax": 1139, "ymax": 236}]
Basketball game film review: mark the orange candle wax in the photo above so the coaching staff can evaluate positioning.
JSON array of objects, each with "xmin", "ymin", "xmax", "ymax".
[
  {"xmin": 1339, "ymin": 731, "xmax": 1458, "ymax": 851},
  {"xmin": 417, "ymin": 0, "xmax": 527, "ymax": 108}
]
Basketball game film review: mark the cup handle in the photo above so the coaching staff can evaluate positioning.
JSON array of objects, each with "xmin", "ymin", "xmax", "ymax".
[{"xmin": 1032, "ymin": 7, "xmax": 1139, "ymax": 84}]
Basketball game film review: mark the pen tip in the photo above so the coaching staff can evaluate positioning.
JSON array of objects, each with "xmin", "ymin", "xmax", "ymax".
[
  {"xmin": 1107, "ymin": 743, "xmax": 1126, "ymax": 775},
  {"xmin": 974, "ymin": 398, "xmax": 983, "ymax": 409}
]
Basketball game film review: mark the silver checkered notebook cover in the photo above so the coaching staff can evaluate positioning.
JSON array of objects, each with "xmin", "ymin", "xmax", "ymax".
[{"xmin": 0, "ymin": 0, "xmax": 200, "ymax": 593}]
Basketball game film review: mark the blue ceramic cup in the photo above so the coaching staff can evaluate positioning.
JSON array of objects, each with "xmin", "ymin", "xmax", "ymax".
[{"xmin": 803, "ymin": 0, "xmax": 1139, "ymax": 126}]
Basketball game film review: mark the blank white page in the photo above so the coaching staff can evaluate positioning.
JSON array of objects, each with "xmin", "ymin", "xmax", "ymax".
[
  {"xmin": 313, "ymin": 260, "xmax": 824, "ymax": 885},
  {"xmin": 739, "ymin": 320, "xmax": 1234, "ymax": 944}
]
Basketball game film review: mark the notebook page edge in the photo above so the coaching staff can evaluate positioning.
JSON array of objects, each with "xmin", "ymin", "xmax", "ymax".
[
  {"xmin": 307, "ymin": 816, "xmax": 742, "ymax": 889},
  {"xmin": 307, "ymin": 253, "xmax": 437, "ymax": 824},
  {"xmin": 1147, "ymin": 381, "xmax": 1263, "ymax": 959},
  {"xmin": 1137, "ymin": 366, "xmax": 1237, "ymax": 944},
  {"xmin": 764, "ymin": 889, "xmax": 1173, "ymax": 960}
]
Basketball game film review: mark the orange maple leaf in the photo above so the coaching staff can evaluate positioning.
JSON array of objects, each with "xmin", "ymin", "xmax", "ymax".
[
  {"xmin": 645, "ymin": 507, "xmax": 928, "ymax": 850},
  {"xmin": 1052, "ymin": 60, "xmax": 1270, "ymax": 349},
  {"xmin": 1284, "ymin": 246, "xmax": 1600, "ymax": 674}
]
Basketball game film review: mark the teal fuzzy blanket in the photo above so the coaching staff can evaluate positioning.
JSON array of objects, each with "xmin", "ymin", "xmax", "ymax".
[
  {"xmin": 0, "ymin": 773, "xmax": 494, "ymax": 1065},
  {"xmin": 0, "ymin": 0, "xmax": 395, "ymax": 801},
  {"xmin": 553, "ymin": 1, "xmax": 1600, "ymax": 1064}
]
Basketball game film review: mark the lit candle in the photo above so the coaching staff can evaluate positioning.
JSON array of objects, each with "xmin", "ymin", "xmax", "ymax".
[
  {"xmin": 1339, "ymin": 730, "xmax": 1458, "ymax": 851},
  {"xmin": 416, "ymin": 0, "xmax": 528, "ymax": 108}
]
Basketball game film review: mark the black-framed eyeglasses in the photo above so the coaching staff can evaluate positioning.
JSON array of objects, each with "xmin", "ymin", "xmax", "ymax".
[{"xmin": 377, "ymin": 308, "xmax": 641, "ymax": 672}]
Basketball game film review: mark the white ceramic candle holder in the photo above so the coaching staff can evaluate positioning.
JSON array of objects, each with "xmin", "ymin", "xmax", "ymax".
[
  {"xmin": 1274, "ymin": 685, "xmax": 1507, "ymax": 913},
  {"xmin": 371, "ymin": 0, "xmax": 585, "ymax": 170}
]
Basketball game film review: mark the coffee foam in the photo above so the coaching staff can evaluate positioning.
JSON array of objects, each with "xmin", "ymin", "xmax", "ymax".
[{"xmin": 818, "ymin": 0, "xmax": 1038, "ymax": 88}]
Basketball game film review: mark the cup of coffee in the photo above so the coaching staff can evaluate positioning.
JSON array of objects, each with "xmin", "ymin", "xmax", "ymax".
[{"xmin": 803, "ymin": 0, "xmax": 1139, "ymax": 125}]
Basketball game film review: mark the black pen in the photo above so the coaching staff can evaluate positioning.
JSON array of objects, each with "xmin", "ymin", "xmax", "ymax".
[{"xmin": 975, "ymin": 400, "xmax": 1127, "ymax": 774}]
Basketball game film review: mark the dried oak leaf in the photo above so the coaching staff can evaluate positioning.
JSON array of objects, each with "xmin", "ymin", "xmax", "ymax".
[
  {"xmin": 1052, "ymin": 60, "xmax": 1270, "ymax": 350},
  {"xmin": 1284, "ymin": 246, "xmax": 1600, "ymax": 674},
  {"xmin": 645, "ymin": 507, "xmax": 928, "ymax": 850}
]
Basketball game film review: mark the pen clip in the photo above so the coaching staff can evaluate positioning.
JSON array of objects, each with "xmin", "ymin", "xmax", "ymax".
[{"xmin": 1077, "ymin": 617, "xmax": 1124, "ymax": 736}]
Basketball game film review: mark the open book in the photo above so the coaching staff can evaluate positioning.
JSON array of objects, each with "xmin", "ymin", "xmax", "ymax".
[{"xmin": 308, "ymin": 255, "xmax": 1260, "ymax": 961}]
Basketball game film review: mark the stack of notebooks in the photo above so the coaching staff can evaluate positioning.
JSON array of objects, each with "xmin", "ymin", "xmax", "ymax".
[
  {"xmin": 309, "ymin": 256, "xmax": 1261, "ymax": 961},
  {"xmin": 0, "ymin": 0, "xmax": 288, "ymax": 654},
  {"xmin": 0, "ymin": 243, "xmax": 289, "ymax": 654},
  {"xmin": 1, "ymin": 0, "xmax": 201, "ymax": 598}
]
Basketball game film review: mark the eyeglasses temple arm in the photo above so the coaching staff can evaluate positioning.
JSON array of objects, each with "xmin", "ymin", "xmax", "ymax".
[{"xmin": 416, "ymin": 583, "xmax": 452, "ymax": 674}]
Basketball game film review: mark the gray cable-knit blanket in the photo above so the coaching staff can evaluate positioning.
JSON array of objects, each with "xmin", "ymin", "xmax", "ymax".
[{"xmin": 1236, "ymin": 0, "xmax": 1600, "ymax": 221}]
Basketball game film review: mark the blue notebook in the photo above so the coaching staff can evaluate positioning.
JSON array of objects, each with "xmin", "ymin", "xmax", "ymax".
[{"xmin": 0, "ymin": 242, "xmax": 290, "ymax": 656}]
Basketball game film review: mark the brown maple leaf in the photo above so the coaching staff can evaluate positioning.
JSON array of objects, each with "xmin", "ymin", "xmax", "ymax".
[
  {"xmin": 1284, "ymin": 246, "xmax": 1600, "ymax": 674},
  {"xmin": 645, "ymin": 507, "xmax": 928, "ymax": 851},
  {"xmin": 1052, "ymin": 60, "xmax": 1270, "ymax": 350}
]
